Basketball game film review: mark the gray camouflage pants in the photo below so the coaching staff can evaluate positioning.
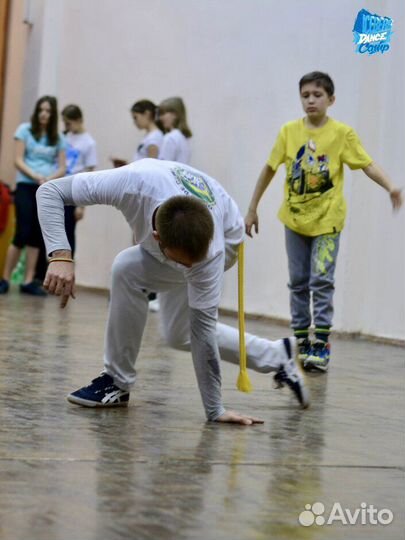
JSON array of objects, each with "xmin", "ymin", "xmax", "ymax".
[{"xmin": 285, "ymin": 227, "xmax": 340, "ymax": 330}]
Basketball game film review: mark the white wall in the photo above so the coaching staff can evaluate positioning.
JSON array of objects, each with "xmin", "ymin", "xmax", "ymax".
[{"xmin": 19, "ymin": 0, "xmax": 405, "ymax": 339}]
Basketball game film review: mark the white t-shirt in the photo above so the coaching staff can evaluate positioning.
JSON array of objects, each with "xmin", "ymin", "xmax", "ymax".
[
  {"xmin": 159, "ymin": 129, "xmax": 191, "ymax": 164},
  {"xmin": 133, "ymin": 130, "xmax": 163, "ymax": 161},
  {"xmin": 65, "ymin": 132, "xmax": 98, "ymax": 174},
  {"xmin": 71, "ymin": 159, "xmax": 243, "ymax": 309}
]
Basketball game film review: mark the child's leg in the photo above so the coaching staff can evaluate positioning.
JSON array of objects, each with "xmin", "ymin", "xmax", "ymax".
[
  {"xmin": 284, "ymin": 227, "xmax": 312, "ymax": 338},
  {"xmin": 68, "ymin": 246, "xmax": 186, "ymax": 408},
  {"xmin": 159, "ymin": 241, "xmax": 294, "ymax": 372},
  {"xmin": 216, "ymin": 322, "xmax": 292, "ymax": 372},
  {"xmin": 155, "ymin": 244, "xmax": 310, "ymax": 408},
  {"xmin": 160, "ymin": 286, "xmax": 289, "ymax": 372},
  {"xmin": 159, "ymin": 284, "xmax": 190, "ymax": 350},
  {"xmin": 24, "ymin": 246, "xmax": 40, "ymax": 283},
  {"xmin": 104, "ymin": 246, "xmax": 185, "ymax": 390},
  {"xmin": 305, "ymin": 233, "xmax": 340, "ymax": 371},
  {"xmin": 2, "ymin": 244, "xmax": 22, "ymax": 281},
  {"xmin": 309, "ymin": 233, "xmax": 340, "ymax": 340}
]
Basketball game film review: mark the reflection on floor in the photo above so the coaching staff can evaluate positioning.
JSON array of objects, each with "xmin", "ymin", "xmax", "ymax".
[{"xmin": 0, "ymin": 289, "xmax": 404, "ymax": 540}]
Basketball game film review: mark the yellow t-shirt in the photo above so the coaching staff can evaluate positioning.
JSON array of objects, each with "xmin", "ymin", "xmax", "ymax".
[{"xmin": 267, "ymin": 118, "xmax": 372, "ymax": 236}]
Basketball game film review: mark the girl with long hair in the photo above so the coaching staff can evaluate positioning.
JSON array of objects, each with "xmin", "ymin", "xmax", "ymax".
[
  {"xmin": 0, "ymin": 96, "xmax": 66, "ymax": 296},
  {"xmin": 158, "ymin": 97, "xmax": 192, "ymax": 164}
]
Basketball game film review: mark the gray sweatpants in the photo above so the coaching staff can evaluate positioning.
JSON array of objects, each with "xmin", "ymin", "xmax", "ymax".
[
  {"xmin": 104, "ymin": 245, "xmax": 290, "ymax": 390},
  {"xmin": 285, "ymin": 227, "xmax": 340, "ymax": 330}
]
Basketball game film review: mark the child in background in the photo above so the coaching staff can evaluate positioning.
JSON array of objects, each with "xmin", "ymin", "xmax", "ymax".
[
  {"xmin": 61, "ymin": 104, "xmax": 98, "ymax": 255},
  {"xmin": 245, "ymin": 71, "xmax": 402, "ymax": 372},
  {"xmin": 158, "ymin": 97, "xmax": 192, "ymax": 164},
  {"xmin": 111, "ymin": 100, "xmax": 163, "ymax": 167},
  {"xmin": 111, "ymin": 99, "xmax": 163, "ymax": 312},
  {"xmin": 34, "ymin": 104, "xmax": 98, "ymax": 282},
  {"xmin": 0, "ymin": 95, "xmax": 66, "ymax": 296}
]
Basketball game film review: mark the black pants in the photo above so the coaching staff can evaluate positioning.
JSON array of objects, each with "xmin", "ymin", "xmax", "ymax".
[{"xmin": 13, "ymin": 183, "xmax": 43, "ymax": 248}]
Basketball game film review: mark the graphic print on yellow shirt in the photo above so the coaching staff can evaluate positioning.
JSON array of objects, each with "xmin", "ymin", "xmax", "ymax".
[
  {"xmin": 290, "ymin": 139, "xmax": 333, "ymax": 197},
  {"xmin": 267, "ymin": 119, "xmax": 372, "ymax": 236}
]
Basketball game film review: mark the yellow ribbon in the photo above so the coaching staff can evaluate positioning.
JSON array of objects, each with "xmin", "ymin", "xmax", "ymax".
[{"xmin": 237, "ymin": 242, "xmax": 252, "ymax": 393}]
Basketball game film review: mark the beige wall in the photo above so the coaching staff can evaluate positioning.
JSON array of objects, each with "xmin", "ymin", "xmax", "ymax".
[{"xmin": 5, "ymin": 0, "xmax": 405, "ymax": 339}]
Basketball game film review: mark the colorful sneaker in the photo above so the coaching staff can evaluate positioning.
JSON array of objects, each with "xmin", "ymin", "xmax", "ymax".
[
  {"xmin": 0, "ymin": 279, "xmax": 9, "ymax": 294},
  {"xmin": 303, "ymin": 340, "xmax": 330, "ymax": 372},
  {"xmin": 20, "ymin": 281, "xmax": 47, "ymax": 296},
  {"xmin": 297, "ymin": 337, "xmax": 312, "ymax": 365},
  {"xmin": 274, "ymin": 337, "xmax": 310, "ymax": 409},
  {"xmin": 67, "ymin": 373, "xmax": 130, "ymax": 407}
]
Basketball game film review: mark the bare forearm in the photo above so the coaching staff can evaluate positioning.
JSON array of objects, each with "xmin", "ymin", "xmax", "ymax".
[
  {"xmin": 363, "ymin": 161, "xmax": 403, "ymax": 210},
  {"xmin": 363, "ymin": 162, "xmax": 396, "ymax": 192},
  {"xmin": 248, "ymin": 164, "xmax": 275, "ymax": 211}
]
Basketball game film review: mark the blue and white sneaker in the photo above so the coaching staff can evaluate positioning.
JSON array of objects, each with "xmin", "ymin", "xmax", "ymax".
[
  {"xmin": 274, "ymin": 337, "xmax": 310, "ymax": 409},
  {"xmin": 67, "ymin": 373, "xmax": 130, "ymax": 407},
  {"xmin": 303, "ymin": 340, "xmax": 330, "ymax": 372}
]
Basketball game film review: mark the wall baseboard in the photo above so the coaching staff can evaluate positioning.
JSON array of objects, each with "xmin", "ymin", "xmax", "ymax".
[
  {"xmin": 76, "ymin": 286, "xmax": 404, "ymax": 347},
  {"xmin": 219, "ymin": 308, "xmax": 405, "ymax": 348}
]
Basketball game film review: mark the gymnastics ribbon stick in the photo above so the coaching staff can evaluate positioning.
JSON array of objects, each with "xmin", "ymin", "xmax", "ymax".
[{"xmin": 237, "ymin": 242, "xmax": 252, "ymax": 393}]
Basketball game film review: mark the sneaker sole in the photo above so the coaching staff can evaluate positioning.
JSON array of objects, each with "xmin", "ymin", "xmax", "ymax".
[
  {"xmin": 286, "ymin": 338, "xmax": 310, "ymax": 409},
  {"xmin": 67, "ymin": 394, "xmax": 129, "ymax": 407}
]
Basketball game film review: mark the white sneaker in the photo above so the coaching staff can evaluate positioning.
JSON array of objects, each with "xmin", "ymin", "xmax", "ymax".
[
  {"xmin": 274, "ymin": 337, "xmax": 310, "ymax": 409},
  {"xmin": 148, "ymin": 298, "xmax": 160, "ymax": 312}
]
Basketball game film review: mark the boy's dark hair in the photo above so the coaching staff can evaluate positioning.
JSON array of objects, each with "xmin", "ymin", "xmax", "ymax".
[
  {"xmin": 62, "ymin": 104, "xmax": 83, "ymax": 121},
  {"xmin": 299, "ymin": 71, "xmax": 335, "ymax": 96},
  {"xmin": 30, "ymin": 95, "xmax": 59, "ymax": 146},
  {"xmin": 156, "ymin": 195, "xmax": 214, "ymax": 262}
]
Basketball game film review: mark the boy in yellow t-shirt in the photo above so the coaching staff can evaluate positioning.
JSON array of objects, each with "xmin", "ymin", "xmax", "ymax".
[{"xmin": 245, "ymin": 71, "xmax": 402, "ymax": 372}]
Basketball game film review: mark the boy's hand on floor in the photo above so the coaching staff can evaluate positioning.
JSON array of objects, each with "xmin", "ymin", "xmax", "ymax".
[{"xmin": 216, "ymin": 410, "xmax": 264, "ymax": 425}]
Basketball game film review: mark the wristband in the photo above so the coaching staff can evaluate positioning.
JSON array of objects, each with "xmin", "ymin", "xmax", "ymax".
[{"xmin": 48, "ymin": 257, "xmax": 74, "ymax": 263}]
